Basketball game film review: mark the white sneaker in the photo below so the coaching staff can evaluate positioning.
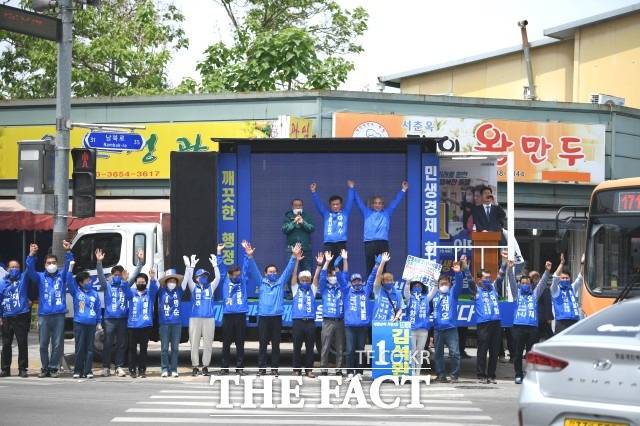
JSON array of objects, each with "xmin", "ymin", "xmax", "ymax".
[
  {"xmin": 346, "ymin": 373, "xmax": 354, "ymax": 382},
  {"xmin": 161, "ymin": 371, "xmax": 168, "ymax": 378},
  {"xmin": 172, "ymin": 372, "xmax": 179, "ymax": 378},
  {"xmin": 86, "ymin": 372, "xmax": 94, "ymax": 379},
  {"xmin": 116, "ymin": 367, "xmax": 126, "ymax": 377},
  {"xmin": 73, "ymin": 373, "xmax": 80, "ymax": 379},
  {"xmin": 355, "ymin": 373, "xmax": 363, "ymax": 381}
]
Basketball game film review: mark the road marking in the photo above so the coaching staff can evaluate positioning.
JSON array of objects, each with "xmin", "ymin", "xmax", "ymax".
[
  {"xmin": 127, "ymin": 406, "xmax": 482, "ymax": 414},
  {"xmin": 112, "ymin": 416, "xmax": 495, "ymax": 424},
  {"xmin": 137, "ymin": 399, "xmax": 475, "ymax": 407}
]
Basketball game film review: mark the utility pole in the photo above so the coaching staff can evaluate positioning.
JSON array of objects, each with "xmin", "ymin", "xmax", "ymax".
[{"xmin": 52, "ymin": 0, "xmax": 73, "ymax": 261}]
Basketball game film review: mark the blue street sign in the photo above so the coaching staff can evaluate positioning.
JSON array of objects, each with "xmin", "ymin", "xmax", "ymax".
[{"xmin": 83, "ymin": 131, "xmax": 144, "ymax": 152}]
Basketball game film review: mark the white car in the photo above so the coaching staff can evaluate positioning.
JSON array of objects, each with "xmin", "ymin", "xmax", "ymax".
[{"xmin": 518, "ymin": 297, "xmax": 640, "ymax": 426}]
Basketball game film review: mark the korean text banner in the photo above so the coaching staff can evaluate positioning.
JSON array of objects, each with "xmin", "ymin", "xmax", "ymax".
[
  {"xmin": 333, "ymin": 112, "xmax": 606, "ymax": 184},
  {"xmin": 0, "ymin": 118, "xmax": 312, "ymax": 180}
]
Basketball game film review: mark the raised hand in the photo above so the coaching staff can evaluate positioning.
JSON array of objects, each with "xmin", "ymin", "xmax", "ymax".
[
  {"xmin": 580, "ymin": 253, "xmax": 585, "ymax": 264},
  {"xmin": 560, "ymin": 253, "xmax": 565, "ymax": 264},
  {"xmin": 149, "ymin": 268, "xmax": 156, "ymax": 280},
  {"xmin": 29, "ymin": 243, "xmax": 39, "ymax": 256},
  {"xmin": 190, "ymin": 254, "xmax": 199, "ymax": 268},
  {"xmin": 209, "ymin": 254, "xmax": 218, "ymax": 267},
  {"xmin": 452, "ymin": 262, "xmax": 461, "ymax": 273},
  {"xmin": 292, "ymin": 243, "xmax": 303, "ymax": 259},
  {"xmin": 217, "ymin": 243, "xmax": 225, "ymax": 255},
  {"xmin": 242, "ymin": 241, "xmax": 255, "ymax": 257},
  {"xmin": 95, "ymin": 249, "xmax": 105, "ymax": 262},
  {"xmin": 381, "ymin": 252, "xmax": 391, "ymax": 263},
  {"xmin": 401, "ymin": 180, "xmax": 409, "ymax": 191},
  {"xmin": 62, "ymin": 240, "xmax": 71, "ymax": 251},
  {"xmin": 323, "ymin": 251, "xmax": 334, "ymax": 264},
  {"xmin": 545, "ymin": 261, "xmax": 552, "ymax": 271},
  {"xmin": 309, "ymin": 182, "xmax": 317, "ymax": 193},
  {"xmin": 315, "ymin": 252, "xmax": 324, "ymax": 266},
  {"xmin": 340, "ymin": 249, "xmax": 348, "ymax": 260},
  {"xmin": 183, "ymin": 255, "xmax": 190, "ymax": 268},
  {"xmin": 459, "ymin": 254, "xmax": 467, "ymax": 268},
  {"xmin": 347, "ymin": 180, "xmax": 355, "ymax": 188}
]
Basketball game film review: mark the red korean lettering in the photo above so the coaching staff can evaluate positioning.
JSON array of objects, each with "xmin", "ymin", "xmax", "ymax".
[
  {"xmin": 474, "ymin": 122, "xmax": 514, "ymax": 166},
  {"xmin": 558, "ymin": 136, "xmax": 584, "ymax": 167},
  {"xmin": 520, "ymin": 135, "xmax": 552, "ymax": 165}
]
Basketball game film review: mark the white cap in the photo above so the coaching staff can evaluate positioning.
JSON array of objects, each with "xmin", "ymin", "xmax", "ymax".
[{"xmin": 298, "ymin": 270, "xmax": 312, "ymax": 279}]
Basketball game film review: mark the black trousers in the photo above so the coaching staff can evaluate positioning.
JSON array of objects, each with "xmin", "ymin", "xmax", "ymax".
[
  {"xmin": 1, "ymin": 312, "xmax": 31, "ymax": 373},
  {"xmin": 511, "ymin": 325, "xmax": 539, "ymax": 378},
  {"xmin": 292, "ymin": 319, "xmax": 316, "ymax": 372},
  {"xmin": 476, "ymin": 320, "xmax": 501, "ymax": 379},
  {"xmin": 499, "ymin": 327, "xmax": 514, "ymax": 358},
  {"xmin": 458, "ymin": 327, "xmax": 468, "ymax": 354},
  {"xmin": 128, "ymin": 327, "xmax": 151, "ymax": 373},
  {"xmin": 222, "ymin": 313, "xmax": 246, "ymax": 369},
  {"xmin": 258, "ymin": 316, "xmax": 282, "ymax": 369},
  {"xmin": 538, "ymin": 320, "xmax": 554, "ymax": 341},
  {"xmin": 555, "ymin": 319, "xmax": 578, "ymax": 334},
  {"xmin": 364, "ymin": 240, "xmax": 389, "ymax": 274}
]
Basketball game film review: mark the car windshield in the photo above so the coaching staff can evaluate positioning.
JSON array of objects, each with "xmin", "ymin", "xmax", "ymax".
[
  {"xmin": 72, "ymin": 233, "xmax": 122, "ymax": 273},
  {"xmin": 587, "ymin": 216, "xmax": 640, "ymax": 296}
]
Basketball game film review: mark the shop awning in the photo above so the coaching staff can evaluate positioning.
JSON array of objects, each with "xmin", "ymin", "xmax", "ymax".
[{"xmin": 0, "ymin": 199, "xmax": 170, "ymax": 231}]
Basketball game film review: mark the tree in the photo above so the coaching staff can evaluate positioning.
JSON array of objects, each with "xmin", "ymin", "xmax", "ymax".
[
  {"xmin": 0, "ymin": 0, "xmax": 188, "ymax": 99},
  {"xmin": 196, "ymin": 0, "xmax": 368, "ymax": 92}
]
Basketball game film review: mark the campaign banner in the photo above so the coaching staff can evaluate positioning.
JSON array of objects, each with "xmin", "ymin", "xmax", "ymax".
[
  {"xmin": 371, "ymin": 320, "xmax": 411, "ymax": 379},
  {"xmin": 218, "ymin": 153, "xmax": 238, "ymax": 291},
  {"xmin": 422, "ymin": 153, "xmax": 440, "ymax": 261},
  {"xmin": 402, "ymin": 255, "xmax": 442, "ymax": 286},
  {"xmin": 333, "ymin": 112, "xmax": 606, "ymax": 185}
]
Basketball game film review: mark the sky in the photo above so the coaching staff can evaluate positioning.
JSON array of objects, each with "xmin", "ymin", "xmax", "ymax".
[{"xmin": 168, "ymin": 0, "xmax": 639, "ymax": 92}]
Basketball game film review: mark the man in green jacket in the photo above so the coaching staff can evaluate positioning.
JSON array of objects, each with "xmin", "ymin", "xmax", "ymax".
[{"xmin": 282, "ymin": 198, "xmax": 315, "ymax": 273}]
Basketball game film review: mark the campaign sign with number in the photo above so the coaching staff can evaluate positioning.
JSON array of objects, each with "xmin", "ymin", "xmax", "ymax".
[
  {"xmin": 372, "ymin": 320, "xmax": 411, "ymax": 379},
  {"xmin": 83, "ymin": 131, "xmax": 144, "ymax": 152},
  {"xmin": 402, "ymin": 255, "xmax": 442, "ymax": 286}
]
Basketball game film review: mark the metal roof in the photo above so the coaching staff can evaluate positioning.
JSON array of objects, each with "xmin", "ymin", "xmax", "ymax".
[{"xmin": 544, "ymin": 2, "xmax": 640, "ymax": 39}]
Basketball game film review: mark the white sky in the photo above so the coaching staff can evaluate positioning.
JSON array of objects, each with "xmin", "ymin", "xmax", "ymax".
[{"xmin": 168, "ymin": 0, "xmax": 639, "ymax": 92}]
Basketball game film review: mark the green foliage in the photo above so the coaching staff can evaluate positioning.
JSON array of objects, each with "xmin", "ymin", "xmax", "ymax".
[{"xmin": 0, "ymin": 0, "xmax": 188, "ymax": 99}]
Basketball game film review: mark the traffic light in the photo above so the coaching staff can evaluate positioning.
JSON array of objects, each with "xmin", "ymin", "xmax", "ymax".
[{"xmin": 71, "ymin": 148, "xmax": 96, "ymax": 218}]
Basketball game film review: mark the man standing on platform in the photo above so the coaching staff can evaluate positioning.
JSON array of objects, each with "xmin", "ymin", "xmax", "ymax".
[
  {"xmin": 282, "ymin": 198, "xmax": 315, "ymax": 273},
  {"xmin": 310, "ymin": 181, "xmax": 355, "ymax": 260}
]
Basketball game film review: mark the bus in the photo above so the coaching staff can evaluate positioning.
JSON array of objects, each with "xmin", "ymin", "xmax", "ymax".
[{"xmin": 582, "ymin": 177, "xmax": 640, "ymax": 316}]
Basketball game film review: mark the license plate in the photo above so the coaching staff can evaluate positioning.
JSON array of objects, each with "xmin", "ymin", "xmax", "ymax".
[{"xmin": 564, "ymin": 419, "xmax": 629, "ymax": 426}]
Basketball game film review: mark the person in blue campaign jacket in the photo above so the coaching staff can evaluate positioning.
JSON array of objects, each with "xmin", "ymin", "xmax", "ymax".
[
  {"xmin": 183, "ymin": 253, "xmax": 221, "ymax": 377},
  {"xmin": 430, "ymin": 261, "xmax": 463, "ymax": 383},
  {"xmin": 310, "ymin": 181, "xmax": 355, "ymax": 260},
  {"xmin": 245, "ymin": 240, "xmax": 300, "ymax": 377},
  {"xmin": 466, "ymin": 254, "xmax": 507, "ymax": 384},
  {"xmin": 0, "ymin": 246, "xmax": 36, "ymax": 378},
  {"xmin": 317, "ymin": 250, "xmax": 349, "ymax": 376},
  {"xmin": 124, "ymin": 270, "xmax": 159, "ymax": 378},
  {"xmin": 68, "ymin": 271, "xmax": 102, "ymax": 379},
  {"xmin": 96, "ymin": 248, "xmax": 144, "ymax": 377},
  {"xmin": 218, "ymin": 243, "xmax": 250, "ymax": 375},
  {"xmin": 372, "ymin": 252, "xmax": 404, "ymax": 322},
  {"xmin": 344, "ymin": 256, "xmax": 378, "ymax": 379},
  {"xmin": 290, "ymin": 250, "xmax": 318, "ymax": 377},
  {"xmin": 508, "ymin": 255, "xmax": 547, "ymax": 384},
  {"xmin": 26, "ymin": 241, "xmax": 74, "ymax": 378},
  {"xmin": 158, "ymin": 268, "xmax": 187, "ymax": 378},
  {"xmin": 353, "ymin": 180, "xmax": 408, "ymax": 274},
  {"xmin": 551, "ymin": 253, "xmax": 584, "ymax": 334},
  {"xmin": 403, "ymin": 276, "xmax": 432, "ymax": 377}
]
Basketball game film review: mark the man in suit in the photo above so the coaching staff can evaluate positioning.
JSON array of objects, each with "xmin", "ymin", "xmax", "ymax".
[{"xmin": 471, "ymin": 187, "xmax": 506, "ymax": 232}]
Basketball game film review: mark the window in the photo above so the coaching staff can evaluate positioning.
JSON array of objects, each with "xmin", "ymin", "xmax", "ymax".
[
  {"xmin": 133, "ymin": 233, "xmax": 146, "ymax": 265},
  {"xmin": 72, "ymin": 233, "xmax": 122, "ymax": 273}
]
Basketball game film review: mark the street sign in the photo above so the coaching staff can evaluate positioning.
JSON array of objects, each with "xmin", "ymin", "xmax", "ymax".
[
  {"xmin": 83, "ymin": 131, "xmax": 145, "ymax": 152},
  {"xmin": 0, "ymin": 5, "xmax": 61, "ymax": 42}
]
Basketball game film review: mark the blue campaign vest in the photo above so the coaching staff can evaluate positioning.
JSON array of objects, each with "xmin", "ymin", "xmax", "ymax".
[
  {"xmin": 373, "ymin": 287, "xmax": 402, "ymax": 321},
  {"xmin": 222, "ymin": 279, "xmax": 248, "ymax": 314},
  {"xmin": 344, "ymin": 288, "xmax": 371, "ymax": 327},
  {"xmin": 433, "ymin": 291, "xmax": 458, "ymax": 330},
  {"xmin": 104, "ymin": 282, "xmax": 129, "ymax": 319},
  {"xmin": 158, "ymin": 288, "xmax": 182, "ymax": 325},
  {"xmin": 128, "ymin": 287, "xmax": 157, "ymax": 328},
  {"xmin": 191, "ymin": 283, "xmax": 215, "ymax": 318},
  {"xmin": 513, "ymin": 287, "xmax": 538, "ymax": 326},
  {"xmin": 73, "ymin": 287, "xmax": 101, "ymax": 325},
  {"xmin": 292, "ymin": 285, "xmax": 316, "ymax": 320},
  {"xmin": 324, "ymin": 211, "xmax": 349, "ymax": 242},
  {"xmin": 475, "ymin": 286, "xmax": 501, "ymax": 323},
  {"xmin": 553, "ymin": 285, "xmax": 580, "ymax": 321},
  {"xmin": 38, "ymin": 273, "xmax": 67, "ymax": 316},
  {"xmin": 321, "ymin": 285, "xmax": 344, "ymax": 319},
  {"xmin": 405, "ymin": 291, "xmax": 431, "ymax": 330},
  {"xmin": 0, "ymin": 277, "xmax": 30, "ymax": 317}
]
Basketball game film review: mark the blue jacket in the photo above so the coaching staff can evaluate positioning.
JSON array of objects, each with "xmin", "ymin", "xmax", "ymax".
[
  {"xmin": 291, "ymin": 283, "xmax": 317, "ymax": 320},
  {"xmin": 510, "ymin": 269, "xmax": 546, "ymax": 327},
  {"xmin": 68, "ymin": 278, "xmax": 102, "ymax": 325},
  {"xmin": 355, "ymin": 189, "xmax": 405, "ymax": 241},
  {"xmin": 312, "ymin": 188, "xmax": 354, "ymax": 243},
  {"xmin": 0, "ymin": 270, "xmax": 31, "ymax": 318},
  {"xmin": 158, "ymin": 287, "xmax": 183, "ymax": 325},
  {"xmin": 551, "ymin": 274, "xmax": 582, "ymax": 321},
  {"xmin": 125, "ymin": 281, "xmax": 159, "ymax": 328},
  {"xmin": 253, "ymin": 256, "xmax": 296, "ymax": 317},
  {"xmin": 404, "ymin": 285, "xmax": 432, "ymax": 330},
  {"xmin": 344, "ymin": 263, "xmax": 377, "ymax": 327},
  {"xmin": 219, "ymin": 257, "xmax": 249, "ymax": 314},
  {"xmin": 373, "ymin": 284, "xmax": 404, "ymax": 321},
  {"xmin": 97, "ymin": 260, "xmax": 142, "ymax": 319},
  {"xmin": 187, "ymin": 267, "xmax": 220, "ymax": 318},
  {"xmin": 318, "ymin": 270, "xmax": 346, "ymax": 319},
  {"xmin": 432, "ymin": 271, "xmax": 463, "ymax": 330},
  {"xmin": 469, "ymin": 266, "xmax": 504, "ymax": 324},
  {"xmin": 26, "ymin": 252, "xmax": 73, "ymax": 316}
]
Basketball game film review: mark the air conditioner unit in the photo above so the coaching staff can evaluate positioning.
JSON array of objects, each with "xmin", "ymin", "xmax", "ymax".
[{"xmin": 590, "ymin": 93, "xmax": 625, "ymax": 106}]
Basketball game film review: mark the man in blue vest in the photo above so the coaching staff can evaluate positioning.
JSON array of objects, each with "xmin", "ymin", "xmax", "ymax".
[
  {"xmin": 26, "ymin": 241, "xmax": 74, "ymax": 378},
  {"xmin": 403, "ymin": 277, "xmax": 432, "ymax": 376},
  {"xmin": 68, "ymin": 271, "xmax": 102, "ymax": 379},
  {"xmin": 551, "ymin": 253, "xmax": 583, "ymax": 334},
  {"xmin": 0, "ymin": 245, "xmax": 36, "ymax": 377},
  {"xmin": 96, "ymin": 248, "xmax": 144, "ymax": 377},
  {"xmin": 467, "ymin": 255, "xmax": 507, "ymax": 384},
  {"xmin": 431, "ymin": 262, "xmax": 463, "ymax": 383},
  {"xmin": 508, "ymin": 259, "xmax": 547, "ymax": 384},
  {"xmin": 219, "ymin": 243, "xmax": 250, "ymax": 375},
  {"xmin": 372, "ymin": 252, "xmax": 404, "ymax": 322},
  {"xmin": 245, "ymin": 240, "xmax": 300, "ymax": 377},
  {"xmin": 310, "ymin": 181, "xmax": 355, "ymax": 260},
  {"xmin": 352, "ymin": 180, "xmax": 408, "ymax": 273},
  {"xmin": 290, "ymin": 250, "xmax": 317, "ymax": 377}
]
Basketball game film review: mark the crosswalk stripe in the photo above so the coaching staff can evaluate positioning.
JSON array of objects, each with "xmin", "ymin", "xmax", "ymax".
[{"xmin": 112, "ymin": 415, "xmax": 494, "ymax": 424}]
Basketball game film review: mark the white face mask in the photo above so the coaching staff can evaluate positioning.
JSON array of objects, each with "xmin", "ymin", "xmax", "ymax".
[
  {"xmin": 46, "ymin": 264, "xmax": 58, "ymax": 274},
  {"xmin": 327, "ymin": 276, "xmax": 338, "ymax": 285},
  {"xmin": 439, "ymin": 285, "xmax": 450, "ymax": 294},
  {"xmin": 167, "ymin": 282, "xmax": 177, "ymax": 291},
  {"xmin": 293, "ymin": 208, "xmax": 303, "ymax": 215}
]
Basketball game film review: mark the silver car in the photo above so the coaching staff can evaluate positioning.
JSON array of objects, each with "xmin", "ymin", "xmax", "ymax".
[{"xmin": 518, "ymin": 297, "xmax": 640, "ymax": 426}]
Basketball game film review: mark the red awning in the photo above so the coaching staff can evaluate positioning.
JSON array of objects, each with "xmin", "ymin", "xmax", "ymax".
[{"xmin": 0, "ymin": 199, "xmax": 170, "ymax": 231}]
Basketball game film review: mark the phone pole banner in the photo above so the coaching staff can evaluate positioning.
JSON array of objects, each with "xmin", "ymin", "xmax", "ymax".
[
  {"xmin": 372, "ymin": 320, "xmax": 411, "ymax": 379},
  {"xmin": 422, "ymin": 153, "xmax": 440, "ymax": 262}
]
